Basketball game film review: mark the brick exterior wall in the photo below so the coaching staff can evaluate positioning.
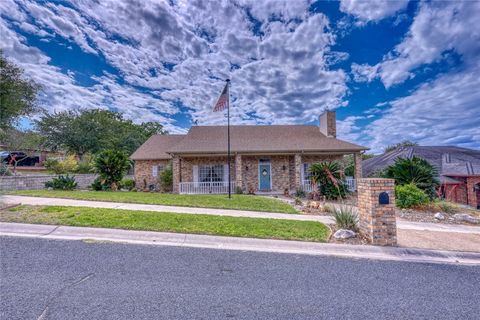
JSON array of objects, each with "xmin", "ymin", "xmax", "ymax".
[
  {"xmin": 140, "ymin": 153, "xmax": 348, "ymax": 194},
  {"xmin": 134, "ymin": 159, "xmax": 171, "ymax": 190},
  {"xmin": 357, "ymin": 178, "xmax": 397, "ymax": 246},
  {"xmin": 354, "ymin": 152, "xmax": 363, "ymax": 179},
  {"xmin": 466, "ymin": 177, "xmax": 480, "ymax": 208}
]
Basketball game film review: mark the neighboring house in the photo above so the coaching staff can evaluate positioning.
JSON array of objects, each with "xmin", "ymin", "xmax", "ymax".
[
  {"xmin": 131, "ymin": 111, "xmax": 367, "ymax": 194},
  {"xmin": 363, "ymin": 146, "xmax": 480, "ymax": 209}
]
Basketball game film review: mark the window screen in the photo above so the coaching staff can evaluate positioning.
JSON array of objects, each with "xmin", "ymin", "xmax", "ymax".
[{"xmin": 199, "ymin": 165, "xmax": 224, "ymax": 183}]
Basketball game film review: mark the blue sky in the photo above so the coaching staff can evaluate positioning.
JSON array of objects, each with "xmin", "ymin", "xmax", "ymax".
[{"xmin": 1, "ymin": 0, "xmax": 479, "ymax": 153}]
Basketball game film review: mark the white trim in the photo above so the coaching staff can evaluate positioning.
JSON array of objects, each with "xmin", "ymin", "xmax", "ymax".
[
  {"xmin": 258, "ymin": 160, "xmax": 272, "ymax": 191},
  {"xmin": 223, "ymin": 164, "xmax": 229, "ymax": 185},
  {"xmin": 193, "ymin": 165, "xmax": 199, "ymax": 183},
  {"xmin": 152, "ymin": 165, "xmax": 158, "ymax": 177}
]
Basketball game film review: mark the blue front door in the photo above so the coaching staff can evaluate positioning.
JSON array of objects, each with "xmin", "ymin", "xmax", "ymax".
[{"xmin": 259, "ymin": 163, "xmax": 271, "ymax": 191}]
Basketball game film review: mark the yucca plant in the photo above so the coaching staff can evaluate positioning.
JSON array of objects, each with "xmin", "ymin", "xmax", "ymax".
[
  {"xmin": 309, "ymin": 161, "xmax": 348, "ymax": 200},
  {"xmin": 332, "ymin": 205, "xmax": 359, "ymax": 231}
]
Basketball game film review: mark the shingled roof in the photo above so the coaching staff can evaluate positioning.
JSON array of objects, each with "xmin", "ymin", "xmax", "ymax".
[
  {"xmin": 130, "ymin": 135, "xmax": 185, "ymax": 160},
  {"xmin": 130, "ymin": 125, "xmax": 367, "ymax": 160},
  {"xmin": 363, "ymin": 146, "xmax": 480, "ymax": 178},
  {"xmin": 169, "ymin": 125, "xmax": 367, "ymax": 154}
]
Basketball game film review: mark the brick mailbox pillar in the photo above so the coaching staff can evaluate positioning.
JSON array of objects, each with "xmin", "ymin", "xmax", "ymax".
[{"xmin": 357, "ymin": 178, "xmax": 397, "ymax": 246}]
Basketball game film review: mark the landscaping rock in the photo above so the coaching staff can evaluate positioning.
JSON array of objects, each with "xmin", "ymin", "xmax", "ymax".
[
  {"xmin": 434, "ymin": 212, "xmax": 445, "ymax": 220},
  {"xmin": 453, "ymin": 213, "xmax": 480, "ymax": 224},
  {"xmin": 333, "ymin": 229, "xmax": 356, "ymax": 240}
]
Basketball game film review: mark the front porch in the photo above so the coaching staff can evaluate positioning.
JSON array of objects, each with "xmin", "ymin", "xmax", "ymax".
[{"xmin": 173, "ymin": 153, "xmax": 362, "ymax": 195}]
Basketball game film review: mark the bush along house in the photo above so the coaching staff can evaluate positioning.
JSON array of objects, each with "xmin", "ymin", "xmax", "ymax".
[
  {"xmin": 130, "ymin": 111, "xmax": 367, "ymax": 194},
  {"xmin": 363, "ymin": 146, "xmax": 480, "ymax": 209}
]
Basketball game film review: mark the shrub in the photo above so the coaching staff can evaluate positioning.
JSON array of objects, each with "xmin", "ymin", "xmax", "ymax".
[
  {"xmin": 75, "ymin": 154, "xmax": 94, "ymax": 174},
  {"xmin": 383, "ymin": 156, "xmax": 438, "ymax": 199},
  {"xmin": 295, "ymin": 188, "xmax": 306, "ymax": 198},
  {"xmin": 294, "ymin": 197, "xmax": 303, "ymax": 206},
  {"xmin": 45, "ymin": 174, "xmax": 77, "ymax": 190},
  {"xmin": 94, "ymin": 150, "xmax": 132, "ymax": 191},
  {"xmin": 235, "ymin": 186, "xmax": 244, "ymax": 194},
  {"xmin": 44, "ymin": 155, "xmax": 79, "ymax": 174},
  {"xmin": 91, "ymin": 177, "xmax": 110, "ymax": 191},
  {"xmin": 332, "ymin": 205, "xmax": 359, "ymax": 231},
  {"xmin": 0, "ymin": 163, "xmax": 12, "ymax": 176},
  {"xmin": 309, "ymin": 161, "xmax": 349, "ymax": 200},
  {"xmin": 158, "ymin": 166, "xmax": 173, "ymax": 192},
  {"xmin": 395, "ymin": 183, "xmax": 429, "ymax": 209},
  {"xmin": 120, "ymin": 178, "xmax": 135, "ymax": 191}
]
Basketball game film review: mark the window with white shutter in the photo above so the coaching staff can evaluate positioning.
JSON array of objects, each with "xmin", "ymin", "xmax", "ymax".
[{"xmin": 152, "ymin": 165, "xmax": 158, "ymax": 177}]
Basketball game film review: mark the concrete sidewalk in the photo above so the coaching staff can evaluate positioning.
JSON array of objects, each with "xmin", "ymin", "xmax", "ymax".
[
  {"xmin": 1, "ymin": 195, "xmax": 334, "ymax": 224},
  {"xmin": 1, "ymin": 222, "xmax": 479, "ymax": 266},
  {"xmin": 3, "ymin": 195, "xmax": 480, "ymax": 235}
]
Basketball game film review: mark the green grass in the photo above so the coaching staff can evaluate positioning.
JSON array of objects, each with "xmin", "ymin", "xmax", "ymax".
[
  {"xmin": 10, "ymin": 190, "xmax": 296, "ymax": 213},
  {"xmin": 0, "ymin": 205, "xmax": 329, "ymax": 242}
]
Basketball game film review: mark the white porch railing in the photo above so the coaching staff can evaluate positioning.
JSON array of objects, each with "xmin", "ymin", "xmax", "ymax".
[
  {"xmin": 301, "ymin": 178, "xmax": 356, "ymax": 193},
  {"xmin": 345, "ymin": 177, "xmax": 356, "ymax": 192},
  {"xmin": 301, "ymin": 180, "xmax": 315, "ymax": 192},
  {"xmin": 179, "ymin": 181, "xmax": 236, "ymax": 194}
]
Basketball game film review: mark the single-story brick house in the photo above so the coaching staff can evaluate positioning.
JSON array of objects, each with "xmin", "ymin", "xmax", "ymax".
[
  {"xmin": 363, "ymin": 146, "xmax": 480, "ymax": 209},
  {"xmin": 131, "ymin": 111, "xmax": 367, "ymax": 194}
]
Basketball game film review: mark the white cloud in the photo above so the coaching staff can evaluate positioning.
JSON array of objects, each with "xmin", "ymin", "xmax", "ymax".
[
  {"xmin": 340, "ymin": 0, "xmax": 409, "ymax": 24},
  {"xmin": 2, "ymin": 0, "xmax": 350, "ymax": 128},
  {"xmin": 353, "ymin": 1, "xmax": 480, "ymax": 88},
  {"xmin": 345, "ymin": 64, "xmax": 480, "ymax": 153}
]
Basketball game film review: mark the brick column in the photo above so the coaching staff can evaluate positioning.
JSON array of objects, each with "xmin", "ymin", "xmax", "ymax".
[
  {"xmin": 235, "ymin": 154, "xmax": 243, "ymax": 190},
  {"xmin": 357, "ymin": 178, "xmax": 397, "ymax": 246},
  {"xmin": 354, "ymin": 152, "xmax": 362, "ymax": 179},
  {"xmin": 172, "ymin": 155, "xmax": 180, "ymax": 193},
  {"xmin": 294, "ymin": 153, "xmax": 302, "ymax": 190}
]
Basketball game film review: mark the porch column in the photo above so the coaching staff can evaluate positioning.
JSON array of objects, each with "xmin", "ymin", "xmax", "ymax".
[
  {"xmin": 235, "ymin": 154, "xmax": 242, "ymax": 190},
  {"xmin": 354, "ymin": 152, "xmax": 363, "ymax": 179},
  {"xmin": 172, "ymin": 155, "xmax": 180, "ymax": 193},
  {"xmin": 294, "ymin": 153, "xmax": 302, "ymax": 190}
]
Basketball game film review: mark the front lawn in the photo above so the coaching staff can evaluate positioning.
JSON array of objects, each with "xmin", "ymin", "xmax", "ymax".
[
  {"xmin": 11, "ymin": 190, "xmax": 296, "ymax": 213},
  {"xmin": 0, "ymin": 205, "xmax": 329, "ymax": 242}
]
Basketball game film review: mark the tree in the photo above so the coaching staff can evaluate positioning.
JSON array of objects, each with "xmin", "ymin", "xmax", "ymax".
[
  {"xmin": 309, "ymin": 161, "xmax": 348, "ymax": 200},
  {"xmin": 94, "ymin": 150, "xmax": 132, "ymax": 191},
  {"xmin": 382, "ymin": 156, "xmax": 438, "ymax": 198},
  {"xmin": 384, "ymin": 140, "xmax": 418, "ymax": 153},
  {"xmin": 36, "ymin": 109, "xmax": 166, "ymax": 157},
  {"xmin": 342, "ymin": 153, "xmax": 374, "ymax": 177},
  {"xmin": 0, "ymin": 51, "xmax": 40, "ymax": 137}
]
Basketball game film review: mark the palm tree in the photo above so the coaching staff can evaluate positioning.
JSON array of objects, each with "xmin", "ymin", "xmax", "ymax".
[
  {"xmin": 309, "ymin": 161, "xmax": 348, "ymax": 200},
  {"xmin": 382, "ymin": 156, "xmax": 438, "ymax": 198}
]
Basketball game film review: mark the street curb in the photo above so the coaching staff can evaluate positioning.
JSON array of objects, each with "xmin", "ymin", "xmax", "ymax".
[{"xmin": 1, "ymin": 222, "xmax": 479, "ymax": 266}]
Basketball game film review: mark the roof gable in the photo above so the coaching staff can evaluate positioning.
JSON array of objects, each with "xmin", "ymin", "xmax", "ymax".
[{"xmin": 363, "ymin": 146, "xmax": 480, "ymax": 177}]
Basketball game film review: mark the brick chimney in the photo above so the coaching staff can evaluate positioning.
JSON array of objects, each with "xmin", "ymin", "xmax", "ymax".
[{"xmin": 319, "ymin": 110, "xmax": 336, "ymax": 138}]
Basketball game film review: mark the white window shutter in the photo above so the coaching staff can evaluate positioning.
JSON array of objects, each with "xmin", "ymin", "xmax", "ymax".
[
  {"xmin": 193, "ymin": 165, "xmax": 199, "ymax": 183},
  {"xmin": 223, "ymin": 164, "xmax": 229, "ymax": 183},
  {"xmin": 152, "ymin": 165, "xmax": 158, "ymax": 177}
]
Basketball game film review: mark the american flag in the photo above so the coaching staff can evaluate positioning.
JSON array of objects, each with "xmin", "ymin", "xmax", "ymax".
[{"xmin": 213, "ymin": 83, "xmax": 229, "ymax": 112}]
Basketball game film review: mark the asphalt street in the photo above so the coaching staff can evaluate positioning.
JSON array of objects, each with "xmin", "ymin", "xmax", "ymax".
[{"xmin": 1, "ymin": 236, "xmax": 479, "ymax": 320}]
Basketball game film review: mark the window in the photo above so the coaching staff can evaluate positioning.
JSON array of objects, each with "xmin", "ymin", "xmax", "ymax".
[
  {"xmin": 152, "ymin": 165, "xmax": 164, "ymax": 177},
  {"xmin": 199, "ymin": 165, "xmax": 224, "ymax": 183},
  {"xmin": 303, "ymin": 163, "xmax": 312, "ymax": 181}
]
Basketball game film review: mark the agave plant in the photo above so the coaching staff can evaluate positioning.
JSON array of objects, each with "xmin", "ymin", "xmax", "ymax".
[{"xmin": 309, "ymin": 161, "xmax": 348, "ymax": 200}]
